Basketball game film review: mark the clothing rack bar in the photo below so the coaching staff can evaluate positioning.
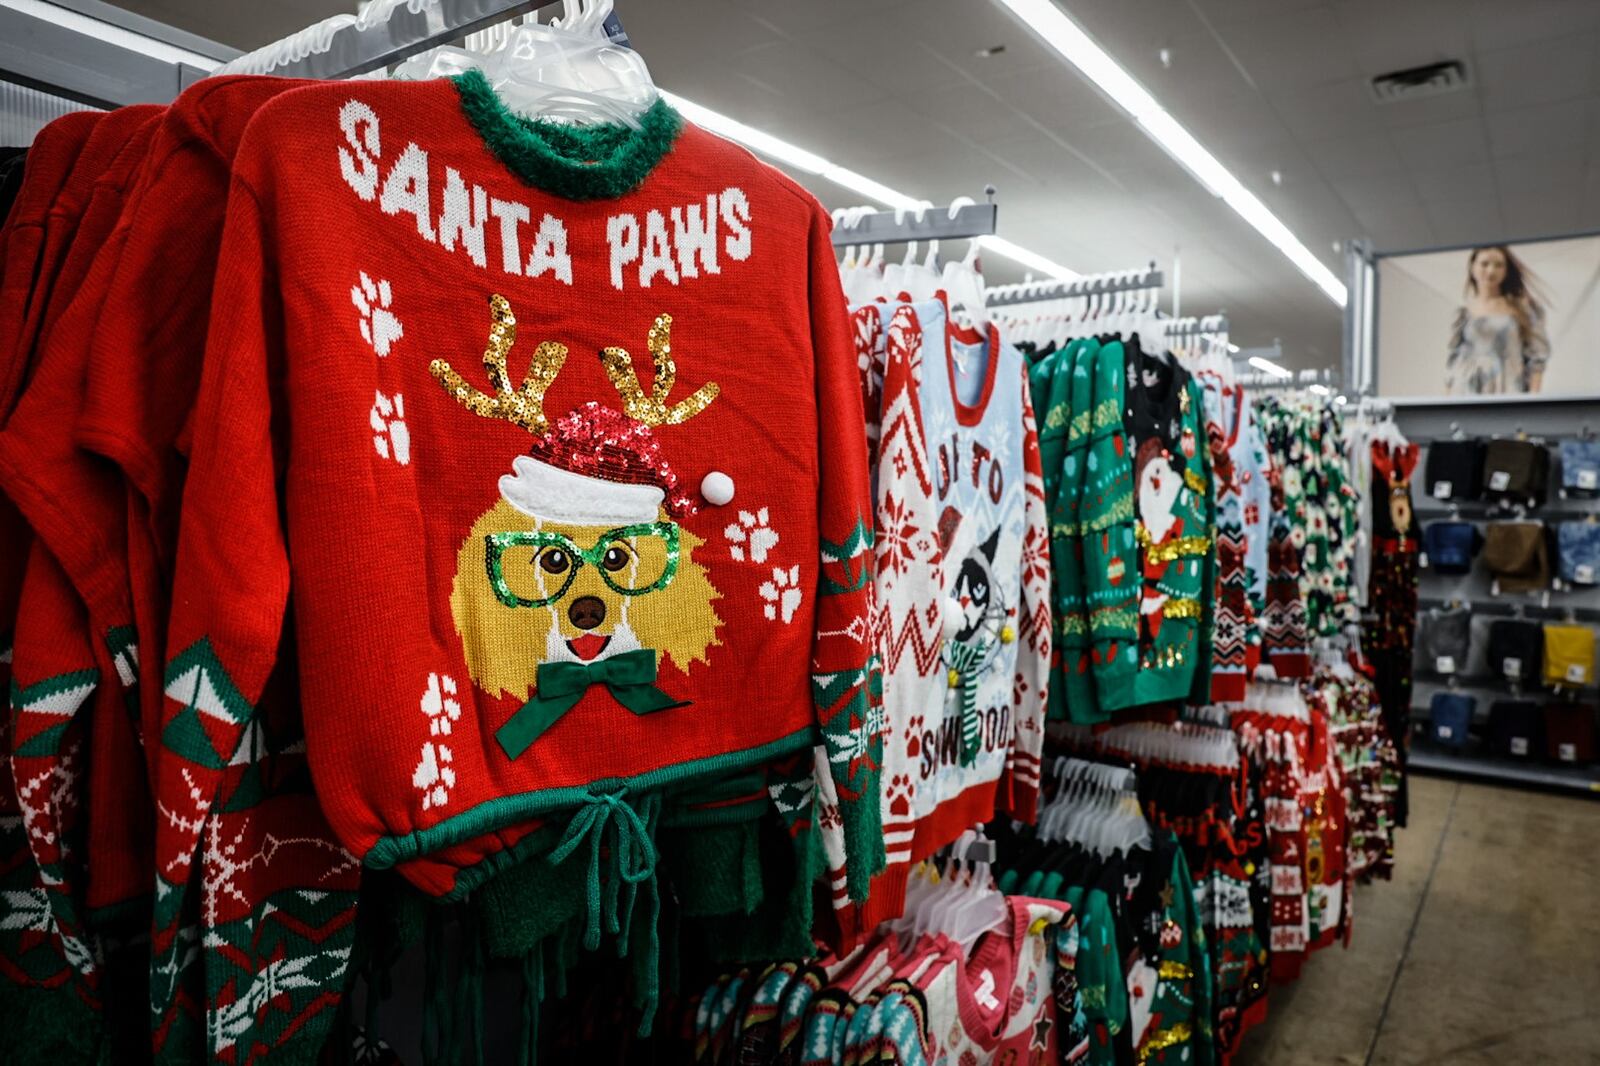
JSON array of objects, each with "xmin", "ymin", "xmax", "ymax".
[
  {"xmin": 985, "ymin": 262, "xmax": 1163, "ymax": 308},
  {"xmin": 829, "ymin": 201, "xmax": 999, "ymax": 247},
  {"xmin": 1160, "ymin": 313, "xmax": 1229, "ymax": 338},
  {"xmin": 1418, "ymin": 596, "xmax": 1600, "ymax": 624},
  {"xmin": 1236, "ymin": 366, "xmax": 1338, "ymax": 391},
  {"xmin": 216, "ymin": 0, "xmax": 547, "ymax": 80},
  {"xmin": 0, "ymin": 0, "xmax": 234, "ymax": 108}
]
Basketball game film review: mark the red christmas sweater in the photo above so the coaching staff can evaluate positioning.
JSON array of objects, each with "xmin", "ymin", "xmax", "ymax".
[
  {"xmin": 0, "ymin": 108, "xmax": 156, "ymax": 1034},
  {"xmin": 68, "ymin": 78, "xmax": 360, "ymax": 1066},
  {"xmin": 164, "ymin": 71, "xmax": 881, "ymax": 923}
]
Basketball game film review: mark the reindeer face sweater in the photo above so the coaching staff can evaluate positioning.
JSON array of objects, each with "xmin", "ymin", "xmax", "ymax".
[{"xmin": 165, "ymin": 75, "xmax": 879, "ymax": 913}]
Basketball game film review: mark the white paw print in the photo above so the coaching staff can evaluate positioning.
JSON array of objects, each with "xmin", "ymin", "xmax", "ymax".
[
  {"xmin": 759, "ymin": 564, "xmax": 803, "ymax": 623},
  {"xmin": 420, "ymin": 672, "xmax": 460, "ymax": 736},
  {"xmin": 725, "ymin": 507, "xmax": 779, "ymax": 563},
  {"xmin": 370, "ymin": 390, "xmax": 410, "ymax": 465},
  {"xmin": 352, "ymin": 271, "xmax": 404, "ymax": 356},
  {"xmin": 413, "ymin": 741, "xmax": 455, "ymax": 811}
]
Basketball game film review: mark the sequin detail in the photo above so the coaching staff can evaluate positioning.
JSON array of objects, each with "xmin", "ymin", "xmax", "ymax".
[
  {"xmin": 1183, "ymin": 467, "xmax": 1207, "ymax": 494},
  {"xmin": 429, "ymin": 294, "xmax": 568, "ymax": 435},
  {"xmin": 1135, "ymin": 526, "xmax": 1212, "ymax": 563},
  {"xmin": 599, "ymin": 312, "xmax": 721, "ymax": 427},
  {"xmin": 1163, "ymin": 598, "xmax": 1202, "ymax": 619}
]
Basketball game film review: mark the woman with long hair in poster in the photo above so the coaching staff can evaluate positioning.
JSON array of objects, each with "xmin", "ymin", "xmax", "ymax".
[{"xmin": 1445, "ymin": 244, "xmax": 1550, "ymax": 394}]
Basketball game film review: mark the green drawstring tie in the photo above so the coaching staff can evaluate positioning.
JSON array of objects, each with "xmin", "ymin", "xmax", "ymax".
[
  {"xmin": 547, "ymin": 788, "xmax": 658, "ymax": 951},
  {"xmin": 546, "ymin": 788, "xmax": 665, "ymax": 1037},
  {"xmin": 422, "ymin": 908, "xmax": 450, "ymax": 1066},
  {"xmin": 521, "ymin": 947, "xmax": 544, "ymax": 1066}
]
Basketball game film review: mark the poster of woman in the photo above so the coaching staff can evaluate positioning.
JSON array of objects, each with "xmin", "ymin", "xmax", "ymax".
[{"xmin": 1376, "ymin": 234, "xmax": 1600, "ymax": 400}]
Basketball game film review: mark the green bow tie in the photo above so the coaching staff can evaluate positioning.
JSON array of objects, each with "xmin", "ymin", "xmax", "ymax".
[{"xmin": 497, "ymin": 648, "xmax": 688, "ymax": 759}]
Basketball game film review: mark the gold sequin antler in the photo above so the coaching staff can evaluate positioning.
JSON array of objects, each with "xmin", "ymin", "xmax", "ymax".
[
  {"xmin": 429, "ymin": 294, "xmax": 568, "ymax": 434},
  {"xmin": 598, "ymin": 313, "xmax": 720, "ymax": 426}
]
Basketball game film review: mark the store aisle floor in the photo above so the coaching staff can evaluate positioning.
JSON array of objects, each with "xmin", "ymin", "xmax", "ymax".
[{"xmin": 1235, "ymin": 775, "xmax": 1600, "ymax": 1065}]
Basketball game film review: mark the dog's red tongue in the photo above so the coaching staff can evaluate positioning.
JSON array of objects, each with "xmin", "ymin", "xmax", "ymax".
[{"xmin": 568, "ymin": 634, "xmax": 610, "ymax": 662}]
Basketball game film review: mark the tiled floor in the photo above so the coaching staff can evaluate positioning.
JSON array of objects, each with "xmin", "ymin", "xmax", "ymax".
[{"xmin": 1234, "ymin": 774, "xmax": 1600, "ymax": 1065}]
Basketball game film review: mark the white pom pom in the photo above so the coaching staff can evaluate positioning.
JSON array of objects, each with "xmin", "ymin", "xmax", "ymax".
[
  {"xmin": 941, "ymin": 596, "xmax": 964, "ymax": 639},
  {"xmin": 701, "ymin": 471, "xmax": 735, "ymax": 506}
]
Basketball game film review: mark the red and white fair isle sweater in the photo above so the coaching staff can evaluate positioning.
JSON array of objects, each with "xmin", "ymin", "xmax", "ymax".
[{"xmin": 163, "ymin": 73, "xmax": 882, "ymax": 905}]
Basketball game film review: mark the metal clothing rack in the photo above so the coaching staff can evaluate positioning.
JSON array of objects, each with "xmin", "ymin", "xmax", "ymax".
[
  {"xmin": 216, "ymin": 0, "xmax": 546, "ymax": 80},
  {"xmin": 0, "ymin": 0, "xmax": 553, "ymax": 107},
  {"xmin": 1236, "ymin": 366, "xmax": 1339, "ymax": 391},
  {"xmin": 0, "ymin": 0, "xmax": 234, "ymax": 108},
  {"xmin": 1161, "ymin": 313, "xmax": 1229, "ymax": 341},
  {"xmin": 1417, "ymin": 596, "xmax": 1600, "ymax": 626},
  {"xmin": 829, "ymin": 200, "xmax": 999, "ymax": 248},
  {"xmin": 984, "ymin": 261, "xmax": 1163, "ymax": 308}
]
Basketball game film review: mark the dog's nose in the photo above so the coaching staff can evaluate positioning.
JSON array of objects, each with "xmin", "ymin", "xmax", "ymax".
[{"xmin": 568, "ymin": 595, "xmax": 606, "ymax": 630}]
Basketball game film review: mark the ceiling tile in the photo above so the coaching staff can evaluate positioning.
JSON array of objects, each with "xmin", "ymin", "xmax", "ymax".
[
  {"xmin": 983, "ymin": 63, "xmax": 1122, "ymax": 136},
  {"xmin": 1475, "ymin": 32, "xmax": 1598, "ymax": 111},
  {"xmin": 1193, "ymin": 0, "xmax": 1330, "ymax": 31},
  {"xmin": 1423, "ymin": 195, "xmax": 1506, "ymax": 247},
  {"xmin": 1500, "ymin": 185, "xmax": 1582, "ymax": 240},
  {"xmin": 1492, "ymin": 154, "xmax": 1586, "ymax": 198},
  {"xmin": 1466, "ymin": 0, "xmax": 1600, "ymax": 52},
  {"xmin": 721, "ymin": 41, "xmax": 892, "ymax": 113},
  {"xmin": 624, "ymin": 1, "xmax": 780, "ymax": 59},
  {"xmin": 1411, "ymin": 161, "xmax": 1498, "ymax": 204},
  {"xmin": 1211, "ymin": 7, "xmax": 1363, "ymax": 91},
  {"xmin": 1353, "ymin": 197, "xmax": 1436, "ymax": 253},
  {"xmin": 1484, "ymin": 98, "xmax": 1591, "ymax": 160},
  {"xmin": 1302, "ymin": 130, "xmax": 1408, "ymax": 180},
  {"xmin": 1271, "ymin": 79, "xmax": 1387, "ymax": 140},
  {"xmin": 1392, "ymin": 117, "xmax": 1492, "ymax": 172},
  {"xmin": 1374, "ymin": 84, "xmax": 1488, "ymax": 131},
  {"xmin": 1334, "ymin": 0, "xmax": 1472, "ymax": 81},
  {"xmin": 902, "ymin": 81, "xmax": 1039, "ymax": 146}
]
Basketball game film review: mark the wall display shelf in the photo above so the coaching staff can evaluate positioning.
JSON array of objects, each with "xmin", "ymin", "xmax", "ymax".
[
  {"xmin": 1407, "ymin": 735, "xmax": 1600, "ymax": 795},
  {"xmin": 1394, "ymin": 397, "xmax": 1600, "ymax": 795}
]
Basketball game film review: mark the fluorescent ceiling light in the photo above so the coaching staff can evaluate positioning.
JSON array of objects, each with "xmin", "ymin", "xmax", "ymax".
[
  {"xmin": 1248, "ymin": 355, "xmax": 1292, "ymax": 378},
  {"xmin": 2, "ymin": 0, "xmax": 221, "ymax": 70},
  {"xmin": 975, "ymin": 236, "xmax": 1078, "ymax": 281},
  {"xmin": 660, "ymin": 89, "xmax": 1075, "ymax": 279},
  {"xmin": 993, "ymin": 0, "xmax": 1347, "ymax": 308},
  {"xmin": 1307, "ymin": 383, "xmax": 1331, "ymax": 396}
]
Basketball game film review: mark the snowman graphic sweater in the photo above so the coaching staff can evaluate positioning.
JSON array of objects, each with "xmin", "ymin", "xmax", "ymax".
[
  {"xmin": 163, "ymin": 71, "xmax": 881, "ymax": 932},
  {"xmin": 908, "ymin": 301, "xmax": 1048, "ymax": 852}
]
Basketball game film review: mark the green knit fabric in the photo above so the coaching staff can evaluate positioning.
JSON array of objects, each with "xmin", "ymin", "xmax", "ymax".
[
  {"xmin": 475, "ymin": 841, "xmax": 589, "ymax": 960},
  {"xmin": 1053, "ymin": 339, "xmax": 1104, "ymax": 723},
  {"xmin": 1080, "ymin": 344, "xmax": 1216, "ymax": 711},
  {"xmin": 661, "ymin": 821, "xmax": 764, "ymax": 917},
  {"xmin": 0, "ymin": 983, "xmax": 105, "ymax": 1066},
  {"xmin": 451, "ymin": 69, "xmax": 682, "ymax": 200},
  {"xmin": 684, "ymin": 809, "xmax": 822, "ymax": 965}
]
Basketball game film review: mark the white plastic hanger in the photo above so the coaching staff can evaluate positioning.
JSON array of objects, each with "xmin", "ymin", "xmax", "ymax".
[
  {"xmin": 477, "ymin": 0, "xmax": 658, "ymax": 128},
  {"xmin": 943, "ymin": 236, "xmax": 989, "ymax": 330}
]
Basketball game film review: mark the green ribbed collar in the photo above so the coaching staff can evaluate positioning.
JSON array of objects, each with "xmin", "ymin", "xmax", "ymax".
[{"xmin": 451, "ymin": 68, "xmax": 681, "ymax": 200}]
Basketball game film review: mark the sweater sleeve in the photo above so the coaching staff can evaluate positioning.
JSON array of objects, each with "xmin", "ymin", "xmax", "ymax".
[
  {"xmin": 1003, "ymin": 360, "xmax": 1049, "ymax": 821},
  {"xmin": 152, "ymin": 177, "xmax": 287, "ymax": 958},
  {"xmin": 1188, "ymin": 379, "xmax": 1219, "ymax": 707},
  {"xmin": 805, "ymin": 206, "xmax": 884, "ymax": 902}
]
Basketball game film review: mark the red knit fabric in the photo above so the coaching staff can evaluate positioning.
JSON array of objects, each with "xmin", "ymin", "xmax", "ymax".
[
  {"xmin": 159, "ymin": 77, "xmax": 879, "ymax": 904},
  {"xmin": 0, "ymin": 111, "xmax": 161, "ymax": 923},
  {"xmin": 67, "ymin": 78, "xmax": 356, "ymax": 1065}
]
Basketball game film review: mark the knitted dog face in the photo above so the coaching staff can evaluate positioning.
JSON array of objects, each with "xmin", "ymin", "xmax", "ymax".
[
  {"xmin": 431, "ymin": 296, "xmax": 724, "ymax": 704},
  {"xmin": 450, "ymin": 498, "xmax": 721, "ymax": 700}
]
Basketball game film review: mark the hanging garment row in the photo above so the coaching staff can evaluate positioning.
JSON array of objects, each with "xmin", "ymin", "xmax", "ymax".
[{"xmin": 1, "ymin": 26, "xmax": 1421, "ymax": 1062}]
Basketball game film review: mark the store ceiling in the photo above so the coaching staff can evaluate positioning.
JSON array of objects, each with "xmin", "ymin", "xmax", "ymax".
[{"xmin": 105, "ymin": 0, "xmax": 1600, "ymax": 372}]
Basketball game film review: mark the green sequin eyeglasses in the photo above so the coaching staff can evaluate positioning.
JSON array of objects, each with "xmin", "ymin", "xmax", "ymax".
[{"xmin": 484, "ymin": 522, "xmax": 681, "ymax": 608}]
